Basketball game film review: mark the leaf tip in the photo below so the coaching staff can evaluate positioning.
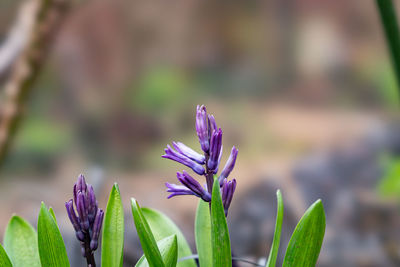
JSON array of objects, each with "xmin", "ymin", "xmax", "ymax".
[
  {"xmin": 313, "ymin": 199, "xmax": 325, "ymax": 212},
  {"xmin": 113, "ymin": 183, "xmax": 120, "ymax": 193},
  {"xmin": 276, "ymin": 189, "xmax": 282, "ymax": 197}
]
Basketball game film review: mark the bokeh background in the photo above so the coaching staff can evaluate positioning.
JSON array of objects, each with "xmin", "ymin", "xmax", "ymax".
[{"xmin": 1, "ymin": 0, "xmax": 400, "ymax": 266}]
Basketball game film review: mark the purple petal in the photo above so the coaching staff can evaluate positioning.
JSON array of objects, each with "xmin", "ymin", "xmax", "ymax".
[
  {"xmin": 165, "ymin": 182, "xmax": 195, "ymax": 198},
  {"xmin": 207, "ymin": 128, "xmax": 222, "ymax": 171},
  {"xmin": 162, "ymin": 145, "xmax": 205, "ymax": 175},
  {"xmin": 196, "ymin": 105, "xmax": 209, "ymax": 152},
  {"xmin": 219, "ymin": 146, "xmax": 238, "ymax": 184},
  {"xmin": 208, "ymin": 114, "xmax": 217, "ymax": 139},
  {"xmin": 173, "ymin": 142, "xmax": 205, "ymax": 164},
  {"xmin": 77, "ymin": 192, "xmax": 89, "ymax": 230}
]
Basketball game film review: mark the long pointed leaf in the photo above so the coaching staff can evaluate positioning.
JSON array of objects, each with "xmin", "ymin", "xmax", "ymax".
[
  {"xmin": 195, "ymin": 199, "xmax": 212, "ymax": 267},
  {"xmin": 141, "ymin": 208, "xmax": 196, "ymax": 267},
  {"xmin": 0, "ymin": 244, "xmax": 12, "ymax": 267},
  {"xmin": 136, "ymin": 235, "xmax": 178, "ymax": 267},
  {"xmin": 265, "ymin": 190, "xmax": 284, "ymax": 267},
  {"xmin": 102, "ymin": 183, "xmax": 124, "ymax": 267},
  {"xmin": 4, "ymin": 216, "xmax": 40, "ymax": 267},
  {"xmin": 37, "ymin": 202, "xmax": 69, "ymax": 267},
  {"xmin": 211, "ymin": 178, "xmax": 232, "ymax": 267},
  {"xmin": 283, "ymin": 200, "xmax": 326, "ymax": 267},
  {"xmin": 131, "ymin": 198, "xmax": 165, "ymax": 267}
]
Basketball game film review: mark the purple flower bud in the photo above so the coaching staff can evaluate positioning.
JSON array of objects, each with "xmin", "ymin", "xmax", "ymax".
[
  {"xmin": 76, "ymin": 231, "xmax": 85, "ymax": 242},
  {"xmin": 208, "ymin": 114, "xmax": 217, "ymax": 139},
  {"xmin": 166, "ymin": 182, "xmax": 196, "ymax": 198},
  {"xmin": 66, "ymin": 200, "xmax": 84, "ymax": 241},
  {"xmin": 77, "ymin": 174, "xmax": 87, "ymax": 193},
  {"xmin": 207, "ymin": 128, "xmax": 222, "ymax": 171},
  {"xmin": 77, "ymin": 192, "xmax": 90, "ymax": 230},
  {"xmin": 177, "ymin": 171, "xmax": 211, "ymax": 201},
  {"xmin": 66, "ymin": 174, "xmax": 104, "ymax": 259},
  {"xmin": 87, "ymin": 185, "xmax": 97, "ymax": 224},
  {"xmin": 196, "ymin": 105, "xmax": 209, "ymax": 152},
  {"xmin": 172, "ymin": 142, "xmax": 205, "ymax": 164},
  {"xmin": 162, "ymin": 144, "xmax": 205, "ymax": 175},
  {"xmin": 221, "ymin": 178, "xmax": 236, "ymax": 216},
  {"xmin": 90, "ymin": 210, "xmax": 104, "ymax": 250},
  {"xmin": 65, "ymin": 200, "xmax": 79, "ymax": 230},
  {"xmin": 219, "ymin": 146, "xmax": 238, "ymax": 184}
]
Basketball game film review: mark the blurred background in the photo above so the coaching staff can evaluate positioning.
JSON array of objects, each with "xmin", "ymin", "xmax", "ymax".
[{"xmin": 1, "ymin": 0, "xmax": 400, "ymax": 266}]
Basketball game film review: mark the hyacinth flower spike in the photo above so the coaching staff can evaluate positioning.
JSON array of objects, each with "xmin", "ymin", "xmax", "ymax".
[
  {"xmin": 163, "ymin": 105, "xmax": 238, "ymax": 216},
  {"xmin": 66, "ymin": 174, "xmax": 104, "ymax": 267}
]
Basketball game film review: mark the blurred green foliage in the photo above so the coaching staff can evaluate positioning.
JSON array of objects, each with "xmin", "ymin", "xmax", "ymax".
[
  {"xmin": 131, "ymin": 67, "xmax": 191, "ymax": 114},
  {"xmin": 378, "ymin": 156, "xmax": 400, "ymax": 197},
  {"xmin": 16, "ymin": 118, "xmax": 71, "ymax": 155},
  {"xmin": 376, "ymin": 62, "xmax": 399, "ymax": 109}
]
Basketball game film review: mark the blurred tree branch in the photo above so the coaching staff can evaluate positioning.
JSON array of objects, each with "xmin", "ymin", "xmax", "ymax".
[
  {"xmin": 0, "ymin": 0, "xmax": 70, "ymax": 166},
  {"xmin": 0, "ymin": 0, "xmax": 38, "ymax": 81}
]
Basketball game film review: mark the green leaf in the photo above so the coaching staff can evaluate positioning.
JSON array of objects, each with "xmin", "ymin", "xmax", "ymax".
[
  {"xmin": 49, "ymin": 207, "xmax": 57, "ymax": 225},
  {"xmin": 141, "ymin": 208, "xmax": 196, "ymax": 267},
  {"xmin": 131, "ymin": 198, "xmax": 165, "ymax": 267},
  {"xmin": 376, "ymin": 0, "xmax": 400, "ymax": 96},
  {"xmin": 136, "ymin": 235, "xmax": 178, "ymax": 267},
  {"xmin": 195, "ymin": 199, "xmax": 212, "ymax": 267},
  {"xmin": 102, "ymin": 183, "xmax": 124, "ymax": 267},
  {"xmin": 283, "ymin": 200, "xmax": 326, "ymax": 267},
  {"xmin": 37, "ymin": 202, "xmax": 69, "ymax": 267},
  {"xmin": 3, "ymin": 216, "xmax": 40, "ymax": 267},
  {"xmin": 0, "ymin": 244, "xmax": 12, "ymax": 267},
  {"xmin": 265, "ymin": 190, "xmax": 284, "ymax": 267},
  {"xmin": 211, "ymin": 178, "xmax": 232, "ymax": 267}
]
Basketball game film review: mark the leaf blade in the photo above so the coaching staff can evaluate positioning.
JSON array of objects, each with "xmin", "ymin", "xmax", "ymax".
[
  {"xmin": 131, "ymin": 198, "xmax": 165, "ymax": 267},
  {"xmin": 37, "ymin": 202, "xmax": 69, "ymax": 267},
  {"xmin": 195, "ymin": 199, "xmax": 212, "ymax": 267},
  {"xmin": 265, "ymin": 190, "xmax": 284, "ymax": 267},
  {"xmin": 283, "ymin": 200, "xmax": 326, "ymax": 267},
  {"xmin": 211, "ymin": 178, "xmax": 232, "ymax": 267},
  {"xmin": 101, "ymin": 183, "xmax": 125, "ymax": 267},
  {"xmin": 0, "ymin": 244, "xmax": 12, "ymax": 267},
  {"xmin": 4, "ymin": 216, "xmax": 40, "ymax": 267},
  {"xmin": 141, "ymin": 208, "xmax": 196, "ymax": 267},
  {"xmin": 135, "ymin": 235, "xmax": 178, "ymax": 267}
]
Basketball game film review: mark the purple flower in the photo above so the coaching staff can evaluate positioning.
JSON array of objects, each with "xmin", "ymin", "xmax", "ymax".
[
  {"xmin": 221, "ymin": 178, "xmax": 237, "ymax": 216},
  {"xmin": 196, "ymin": 105, "xmax": 209, "ymax": 152},
  {"xmin": 219, "ymin": 146, "xmax": 238, "ymax": 184},
  {"xmin": 208, "ymin": 114, "xmax": 217, "ymax": 139},
  {"xmin": 66, "ymin": 174, "xmax": 104, "ymax": 262},
  {"xmin": 166, "ymin": 183, "xmax": 196, "ymax": 198},
  {"xmin": 172, "ymin": 142, "xmax": 205, "ymax": 164},
  {"xmin": 162, "ymin": 145, "xmax": 205, "ymax": 175},
  {"xmin": 207, "ymin": 128, "xmax": 223, "ymax": 172},
  {"xmin": 166, "ymin": 171, "xmax": 211, "ymax": 201}
]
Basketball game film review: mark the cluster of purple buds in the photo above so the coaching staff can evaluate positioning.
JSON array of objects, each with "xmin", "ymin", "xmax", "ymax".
[
  {"xmin": 65, "ymin": 174, "xmax": 104, "ymax": 262},
  {"xmin": 163, "ymin": 105, "xmax": 238, "ymax": 215}
]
